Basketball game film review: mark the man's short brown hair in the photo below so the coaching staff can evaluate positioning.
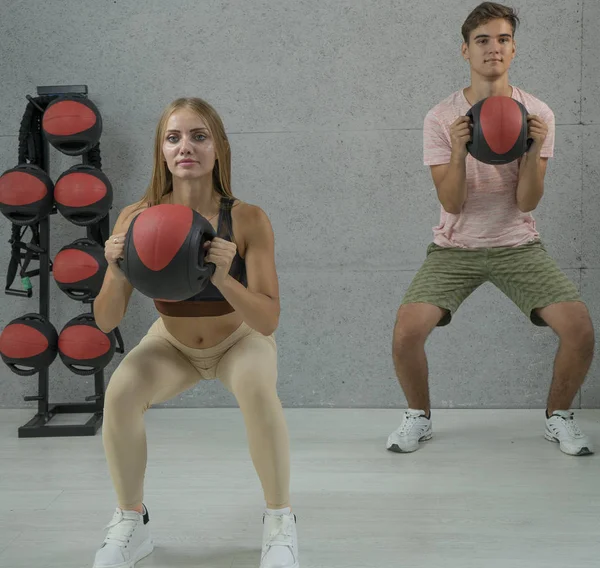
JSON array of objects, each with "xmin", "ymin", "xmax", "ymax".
[{"xmin": 461, "ymin": 2, "xmax": 520, "ymax": 43}]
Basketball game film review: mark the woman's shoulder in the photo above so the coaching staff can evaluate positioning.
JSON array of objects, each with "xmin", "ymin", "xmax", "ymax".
[
  {"xmin": 230, "ymin": 199, "xmax": 271, "ymax": 228},
  {"xmin": 229, "ymin": 199, "xmax": 274, "ymax": 252},
  {"xmin": 113, "ymin": 200, "xmax": 150, "ymax": 232}
]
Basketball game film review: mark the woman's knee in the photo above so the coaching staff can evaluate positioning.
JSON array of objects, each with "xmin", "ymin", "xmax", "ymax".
[
  {"xmin": 104, "ymin": 362, "xmax": 151, "ymax": 416},
  {"xmin": 230, "ymin": 370, "xmax": 279, "ymax": 409}
]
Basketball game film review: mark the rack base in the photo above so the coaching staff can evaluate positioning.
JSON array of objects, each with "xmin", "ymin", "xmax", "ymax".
[{"xmin": 18, "ymin": 403, "xmax": 103, "ymax": 438}]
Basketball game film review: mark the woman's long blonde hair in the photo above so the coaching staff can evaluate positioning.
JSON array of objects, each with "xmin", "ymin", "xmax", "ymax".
[{"xmin": 137, "ymin": 97, "xmax": 233, "ymax": 207}]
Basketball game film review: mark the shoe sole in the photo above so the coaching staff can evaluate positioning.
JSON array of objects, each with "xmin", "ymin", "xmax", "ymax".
[
  {"xmin": 260, "ymin": 557, "xmax": 299, "ymax": 568},
  {"xmin": 544, "ymin": 431, "xmax": 594, "ymax": 456},
  {"xmin": 131, "ymin": 538, "xmax": 154, "ymax": 568},
  {"xmin": 93, "ymin": 538, "xmax": 154, "ymax": 568},
  {"xmin": 387, "ymin": 431, "xmax": 433, "ymax": 453}
]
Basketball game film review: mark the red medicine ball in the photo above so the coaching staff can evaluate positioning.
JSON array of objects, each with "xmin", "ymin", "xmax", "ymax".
[
  {"xmin": 466, "ymin": 96, "xmax": 532, "ymax": 165},
  {"xmin": 42, "ymin": 96, "xmax": 102, "ymax": 156},
  {"xmin": 58, "ymin": 314, "xmax": 116, "ymax": 376},
  {"xmin": 0, "ymin": 313, "xmax": 58, "ymax": 376},
  {"xmin": 119, "ymin": 204, "xmax": 216, "ymax": 301},
  {"xmin": 54, "ymin": 164, "xmax": 113, "ymax": 226},
  {"xmin": 0, "ymin": 164, "xmax": 54, "ymax": 225},
  {"xmin": 53, "ymin": 238, "xmax": 108, "ymax": 301}
]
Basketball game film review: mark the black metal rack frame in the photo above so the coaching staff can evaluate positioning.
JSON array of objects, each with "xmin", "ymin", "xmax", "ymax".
[{"xmin": 5, "ymin": 85, "xmax": 124, "ymax": 438}]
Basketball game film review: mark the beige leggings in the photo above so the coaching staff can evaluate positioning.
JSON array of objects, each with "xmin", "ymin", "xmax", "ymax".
[{"xmin": 102, "ymin": 318, "xmax": 290, "ymax": 510}]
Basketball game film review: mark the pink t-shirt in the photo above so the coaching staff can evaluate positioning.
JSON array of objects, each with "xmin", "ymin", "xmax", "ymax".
[{"xmin": 423, "ymin": 86, "xmax": 555, "ymax": 248}]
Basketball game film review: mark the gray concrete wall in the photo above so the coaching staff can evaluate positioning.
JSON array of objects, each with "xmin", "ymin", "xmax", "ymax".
[{"xmin": 0, "ymin": 0, "xmax": 597, "ymax": 409}]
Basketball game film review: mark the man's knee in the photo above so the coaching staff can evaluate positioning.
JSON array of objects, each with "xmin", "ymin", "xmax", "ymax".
[
  {"xmin": 393, "ymin": 303, "xmax": 445, "ymax": 353},
  {"xmin": 547, "ymin": 303, "xmax": 595, "ymax": 355},
  {"xmin": 569, "ymin": 316, "xmax": 595, "ymax": 356}
]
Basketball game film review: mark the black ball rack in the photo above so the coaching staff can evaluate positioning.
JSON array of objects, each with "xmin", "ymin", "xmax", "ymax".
[{"xmin": 4, "ymin": 84, "xmax": 124, "ymax": 438}]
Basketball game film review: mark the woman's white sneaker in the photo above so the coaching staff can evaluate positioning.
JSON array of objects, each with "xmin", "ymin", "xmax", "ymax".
[
  {"xmin": 260, "ymin": 509, "xmax": 299, "ymax": 568},
  {"xmin": 92, "ymin": 505, "xmax": 153, "ymax": 568},
  {"xmin": 386, "ymin": 409, "xmax": 432, "ymax": 453},
  {"xmin": 544, "ymin": 410, "xmax": 594, "ymax": 456}
]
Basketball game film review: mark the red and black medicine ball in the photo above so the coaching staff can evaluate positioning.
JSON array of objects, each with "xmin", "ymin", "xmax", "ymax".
[
  {"xmin": 54, "ymin": 164, "xmax": 112, "ymax": 226},
  {"xmin": 119, "ymin": 204, "xmax": 216, "ymax": 301},
  {"xmin": 53, "ymin": 238, "xmax": 108, "ymax": 301},
  {"xmin": 42, "ymin": 96, "xmax": 102, "ymax": 156},
  {"xmin": 58, "ymin": 314, "xmax": 115, "ymax": 375},
  {"xmin": 0, "ymin": 313, "xmax": 58, "ymax": 376},
  {"xmin": 466, "ymin": 96, "xmax": 532, "ymax": 165},
  {"xmin": 0, "ymin": 164, "xmax": 54, "ymax": 225}
]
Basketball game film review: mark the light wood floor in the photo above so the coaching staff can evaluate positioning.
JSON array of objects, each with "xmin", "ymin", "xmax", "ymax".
[{"xmin": 0, "ymin": 408, "xmax": 599, "ymax": 567}]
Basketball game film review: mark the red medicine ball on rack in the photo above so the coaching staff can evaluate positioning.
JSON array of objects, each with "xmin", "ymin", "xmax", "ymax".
[
  {"xmin": 0, "ymin": 313, "xmax": 58, "ymax": 376},
  {"xmin": 119, "ymin": 204, "xmax": 216, "ymax": 301},
  {"xmin": 466, "ymin": 96, "xmax": 532, "ymax": 165},
  {"xmin": 0, "ymin": 164, "xmax": 54, "ymax": 225},
  {"xmin": 42, "ymin": 96, "xmax": 102, "ymax": 156},
  {"xmin": 54, "ymin": 164, "xmax": 112, "ymax": 226},
  {"xmin": 53, "ymin": 238, "xmax": 108, "ymax": 301},
  {"xmin": 58, "ymin": 314, "xmax": 116, "ymax": 376}
]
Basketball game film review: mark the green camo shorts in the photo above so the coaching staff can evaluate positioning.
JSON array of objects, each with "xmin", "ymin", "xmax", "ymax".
[{"xmin": 401, "ymin": 240, "xmax": 581, "ymax": 327}]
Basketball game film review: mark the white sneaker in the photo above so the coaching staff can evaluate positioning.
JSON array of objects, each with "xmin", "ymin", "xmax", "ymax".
[
  {"xmin": 386, "ymin": 409, "xmax": 432, "ymax": 453},
  {"xmin": 260, "ymin": 510, "xmax": 299, "ymax": 568},
  {"xmin": 544, "ymin": 410, "xmax": 594, "ymax": 456},
  {"xmin": 92, "ymin": 505, "xmax": 154, "ymax": 568}
]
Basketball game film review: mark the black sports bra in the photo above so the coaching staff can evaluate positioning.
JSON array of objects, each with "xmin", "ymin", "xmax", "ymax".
[{"xmin": 154, "ymin": 197, "xmax": 247, "ymax": 317}]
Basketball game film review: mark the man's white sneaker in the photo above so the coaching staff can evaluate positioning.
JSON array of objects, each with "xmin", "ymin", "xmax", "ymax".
[
  {"xmin": 544, "ymin": 410, "xmax": 594, "ymax": 456},
  {"xmin": 260, "ymin": 510, "xmax": 299, "ymax": 568},
  {"xmin": 92, "ymin": 505, "xmax": 153, "ymax": 568},
  {"xmin": 386, "ymin": 409, "xmax": 432, "ymax": 453}
]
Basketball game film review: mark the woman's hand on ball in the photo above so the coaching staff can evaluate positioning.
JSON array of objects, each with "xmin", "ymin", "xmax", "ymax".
[
  {"xmin": 204, "ymin": 237, "xmax": 236, "ymax": 286},
  {"xmin": 105, "ymin": 233, "xmax": 126, "ymax": 265}
]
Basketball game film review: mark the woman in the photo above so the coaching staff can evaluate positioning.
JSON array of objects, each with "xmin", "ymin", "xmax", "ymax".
[{"xmin": 92, "ymin": 97, "xmax": 298, "ymax": 568}]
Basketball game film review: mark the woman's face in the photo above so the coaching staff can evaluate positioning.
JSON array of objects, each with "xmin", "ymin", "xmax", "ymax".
[{"xmin": 162, "ymin": 108, "xmax": 216, "ymax": 180}]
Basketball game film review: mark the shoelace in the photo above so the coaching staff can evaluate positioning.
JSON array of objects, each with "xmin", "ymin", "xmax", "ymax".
[
  {"xmin": 265, "ymin": 514, "xmax": 294, "ymax": 547},
  {"xmin": 103, "ymin": 511, "xmax": 138, "ymax": 546},
  {"xmin": 561, "ymin": 413, "xmax": 584, "ymax": 437},
  {"xmin": 398, "ymin": 412, "xmax": 424, "ymax": 436}
]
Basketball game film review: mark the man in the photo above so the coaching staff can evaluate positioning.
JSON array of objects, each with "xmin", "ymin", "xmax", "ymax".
[{"xmin": 387, "ymin": 2, "xmax": 595, "ymax": 456}]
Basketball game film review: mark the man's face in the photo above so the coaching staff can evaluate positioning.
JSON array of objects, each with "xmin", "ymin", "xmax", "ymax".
[{"xmin": 462, "ymin": 18, "xmax": 516, "ymax": 78}]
